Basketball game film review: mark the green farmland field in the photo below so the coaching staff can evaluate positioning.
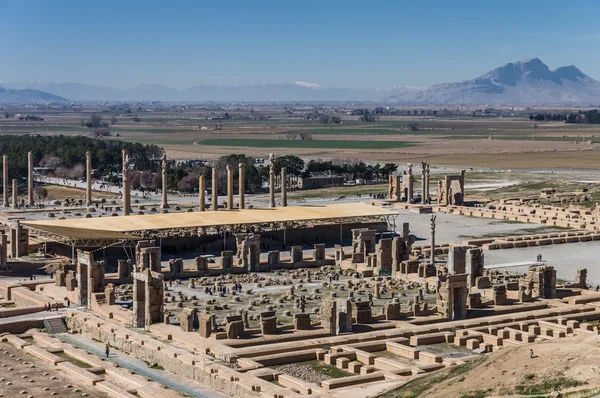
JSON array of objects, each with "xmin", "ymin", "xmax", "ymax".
[{"xmin": 198, "ymin": 138, "xmax": 414, "ymax": 149}]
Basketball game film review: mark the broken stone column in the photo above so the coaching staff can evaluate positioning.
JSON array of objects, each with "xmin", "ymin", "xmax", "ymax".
[
  {"xmin": 226, "ymin": 164, "xmax": 233, "ymax": 210},
  {"xmin": 388, "ymin": 174, "xmax": 402, "ymax": 202},
  {"xmin": 169, "ymin": 258, "xmax": 184, "ymax": 278},
  {"xmin": 334, "ymin": 245, "xmax": 345, "ymax": 266},
  {"xmin": 194, "ymin": 255, "xmax": 210, "ymax": 273},
  {"xmin": 447, "ymin": 246, "xmax": 467, "ymax": 275},
  {"xmin": 268, "ymin": 250, "xmax": 280, "ymax": 268},
  {"xmin": 312, "ymin": 243, "xmax": 326, "ymax": 265},
  {"xmin": 180, "ymin": 308, "xmax": 199, "ymax": 332},
  {"xmin": 225, "ymin": 315, "xmax": 244, "ymax": 339},
  {"xmin": 493, "ymin": 285, "xmax": 508, "ymax": 305},
  {"xmin": 117, "ymin": 259, "xmax": 132, "ymax": 280},
  {"xmin": 235, "ymin": 233, "xmax": 261, "ymax": 272},
  {"xmin": 2, "ymin": 155, "xmax": 8, "ymax": 207},
  {"xmin": 466, "ymin": 247, "xmax": 484, "ymax": 288},
  {"xmin": 122, "ymin": 150, "xmax": 131, "ymax": 215},
  {"xmin": 238, "ymin": 163, "xmax": 245, "ymax": 209},
  {"xmin": 260, "ymin": 314, "xmax": 278, "ymax": 335},
  {"xmin": 85, "ymin": 151, "xmax": 92, "ymax": 206},
  {"xmin": 220, "ymin": 250, "xmax": 233, "ymax": 271},
  {"xmin": 376, "ymin": 238, "xmax": 393, "ymax": 273},
  {"xmin": 8, "ymin": 221, "xmax": 28, "ymax": 258},
  {"xmin": 160, "ymin": 154, "xmax": 169, "ymax": 209},
  {"xmin": 27, "ymin": 151, "xmax": 34, "ymax": 206},
  {"xmin": 577, "ymin": 268, "xmax": 588, "ymax": 289},
  {"xmin": 199, "ymin": 313, "xmax": 215, "ymax": 338},
  {"xmin": 65, "ymin": 271, "xmax": 76, "ymax": 291},
  {"xmin": 105, "ymin": 284, "xmax": 116, "ymax": 305},
  {"xmin": 281, "ymin": 167, "xmax": 287, "ymax": 207},
  {"xmin": 269, "ymin": 153, "xmax": 275, "ymax": 208},
  {"xmin": 0, "ymin": 232, "xmax": 7, "ymax": 269},
  {"xmin": 11, "ymin": 179, "xmax": 17, "ymax": 209},
  {"xmin": 198, "ymin": 175, "xmax": 205, "ymax": 211},
  {"xmin": 211, "ymin": 167, "xmax": 218, "ymax": 211},
  {"xmin": 291, "ymin": 246, "xmax": 303, "ymax": 265},
  {"xmin": 384, "ymin": 298, "xmax": 401, "ymax": 320},
  {"xmin": 133, "ymin": 268, "xmax": 164, "ymax": 329},
  {"xmin": 353, "ymin": 301, "xmax": 372, "ymax": 324},
  {"xmin": 321, "ymin": 296, "xmax": 353, "ymax": 336},
  {"xmin": 293, "ymin": 313, "xmax": 311, "ymax": 330}
]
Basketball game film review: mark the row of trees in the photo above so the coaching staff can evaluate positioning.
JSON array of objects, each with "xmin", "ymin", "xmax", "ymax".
[
  {"xmin": 528, "ymin": 109, "xmax": 600, "ymax": 124},
  {"xmin": 0, "ymin": 135, "xmax": 162, "ymax": 181},
  {"xmin": 162, "ymin": 155, "xmax": 397, "ymax": 194}
]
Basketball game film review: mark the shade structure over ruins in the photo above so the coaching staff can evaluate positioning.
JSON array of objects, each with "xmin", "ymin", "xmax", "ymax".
[{"xmin": 21, "ymin": 203, "xmax": 396, "ymax": 243}]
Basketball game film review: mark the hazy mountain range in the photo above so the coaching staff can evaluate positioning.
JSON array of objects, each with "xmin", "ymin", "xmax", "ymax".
[
  {"xmin": 0, "ymin": 87, "xmax": 68, "ymax": 103},
  {"xmin": 2, "ymin": 58, "xmax": 600, "ymax": 105}
]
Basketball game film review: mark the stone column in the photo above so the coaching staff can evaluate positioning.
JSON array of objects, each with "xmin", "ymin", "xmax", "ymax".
[
  {"xmin": 238, "ymin": 163, "xmax": 245, "ymax": 209},
  {"xmin": 430, "ymin": 215, "xmax": 436, "ymax": 266},
  {"xmin": 425, "ymin": 163, "xmax": 430, "ymax": 203},
  {"xmin": 281, "ymin": 167, "xmax": 287, "ymax": 207},
  {"xmin": 160, "ymin": 154, "xmax": 169, "ymax": 209},
  {"xmin": 198, "ymin": 175, "xmax": 205, "ymax": 211},
  {"xmin": 2, "ymin": 155, "xmax": 8, "ymax": 207},
  {"xmin": 421, "ymin": 162, "xmax": 426, "ymax": 205},
  {"xmin": 226, "ymin": 165, "xmax": 233, "ymax": 210},
  {"xmin": 407, "ymin": 164, "xmax": 414, "ymax": 203},
  {"xmin": 122, "ymin": 149, "xmax": 131, "ymax": 215},
  {"xmin": 11, "ymin": 179, "xmax": 17, "ymax": 209},
  {"xmin": 85, "ymin": 151, "xmax": 92, "ymax": 206},
  {"xmin": 27, "ymin": 151, "xmax": 34, "ymax": 205},
  {"xmin": 268, "ymin": 153, "xmax": 275, "ymax": 208},
  {"xmin": 211, "ymin": 167, "xmax": 218, "ymax": 211}
]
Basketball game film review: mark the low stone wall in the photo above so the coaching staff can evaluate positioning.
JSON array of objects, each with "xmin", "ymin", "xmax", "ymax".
[
  {"xmin": 0, "ymin": 318, "xmax": 44, "ymax": 334},
  {"xmin": 66, "ymin": 311, "xmax": 296, "ymax": 398}
]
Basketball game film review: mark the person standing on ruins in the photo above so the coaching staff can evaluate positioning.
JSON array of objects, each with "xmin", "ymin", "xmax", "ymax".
[{"xmin": 105, "ymin": 343, "xmax": 110, "ymax": 358}]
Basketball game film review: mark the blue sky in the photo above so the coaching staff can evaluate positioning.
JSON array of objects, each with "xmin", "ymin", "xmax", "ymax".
[{"xmin": 1, "ymin": 0, "xmax": 599, "ymax": 89}]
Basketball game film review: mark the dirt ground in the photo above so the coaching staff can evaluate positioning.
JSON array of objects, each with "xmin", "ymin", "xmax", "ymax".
[
  {"xmin": 161, "ymin": 133, "xmax": 600, "ymax": 168},
  {"xmin": 382, "ymin": 332, "xmax": 600, "ymax": 398},
  {"xmin": 0, "ymin": 341, "xmax": 107, "ymax": 397},
  {"xmin": 44, "ymin": 185, "xmax": 116, "ymax": 201}
]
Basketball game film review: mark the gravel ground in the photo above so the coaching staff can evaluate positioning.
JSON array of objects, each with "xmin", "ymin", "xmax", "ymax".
[{"xmin": 275, "ymin": 363, "xmax": 330, "ymax": 385}]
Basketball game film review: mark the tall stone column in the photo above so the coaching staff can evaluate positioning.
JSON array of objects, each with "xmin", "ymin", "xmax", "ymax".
[
  {"xmin": 226, "ymin": 165, "xmax": 233, "ymax": 210},
  {"xmin": 211, "ymin": 167, "xmax": 218, "ymax": 211},
  {"xmin": 11, "ymin": 179, "xmax": 17, "ymax": 209},
  {"xmin": 421, "ymin": 162, "xmax": 427, "ymax": 204},
  {"xmin": 2, "ymin": 155, "xmax": 8, "ymax": 207},
  {"xmin": 281, "ymin": 167, "xmax": 288, "ymax": 207},
  {"xmin": 268, "ymin": 153, "xmax": 275, "ymax": 208},
  {"xmin": 238, "ymin": 163, "xmax": 245, "ymax": 210},
  {"xmin": 122, "ymin": 149, "xmax": 131, "ymax": 215},
  {"xmin": 198, "ymin": 175, "xmax": 205, "ymax": 211},
  {"xmin": 85, "ymin": 151, "xmax": 92, "ymax": 206},
  {"xmin": 407, "ymin": 164, "xmax": 414, "ymax": 203},
  {"xmin": 425, "ymin": 163, "xmax": 430, "ymax": 203},
  {"xmin": 430, "ymin": 214, "xmax": 436, "ymax": 266},
  {"xmin": 160, "ymin": 154, "xmax": 169, "ymax": 209},
  {"xmin": 27, "ymin": 151, "xmax": 34, "ymax": 206}
]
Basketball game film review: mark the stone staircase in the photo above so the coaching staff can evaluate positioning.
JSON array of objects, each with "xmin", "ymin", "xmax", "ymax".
[{"xmin": 44, "ymin": 317, "xmax": 68, "ymax": 334}]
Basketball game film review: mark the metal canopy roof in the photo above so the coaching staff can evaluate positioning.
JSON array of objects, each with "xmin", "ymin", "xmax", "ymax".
[{"xmin": 22, "ymin": 203, "xmax": 396, "ymax": 245}]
